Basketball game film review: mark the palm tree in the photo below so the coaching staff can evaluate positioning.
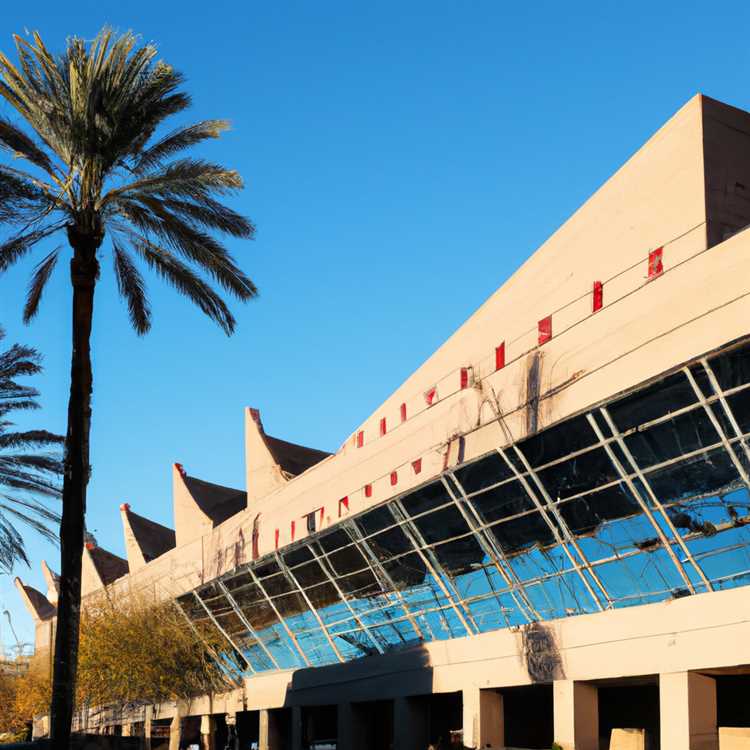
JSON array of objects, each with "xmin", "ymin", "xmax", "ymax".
[
  {"xmin": 0, "ymin": 29, "xmax": 256, "ymax": 744},
  {"xmin": 0, "ymin": 326, "xmax": 62, "ymax": 573}
]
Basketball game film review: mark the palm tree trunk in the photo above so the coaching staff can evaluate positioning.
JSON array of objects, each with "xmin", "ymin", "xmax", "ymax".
[{"xmin": 49, "ymin": 235, "xmax": 99, "ymax": 747}]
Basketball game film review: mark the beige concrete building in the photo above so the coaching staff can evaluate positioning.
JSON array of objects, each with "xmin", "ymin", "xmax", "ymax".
[{"xmin": 15, "ymin": 93, "xmax": 750, "ymax": 750}]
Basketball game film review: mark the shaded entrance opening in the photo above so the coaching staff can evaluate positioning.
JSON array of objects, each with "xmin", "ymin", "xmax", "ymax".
[
  {"xmin": 236, "ymin": 710, "xmax": 260, "ymax": 748},
  {"xmin": 302, "ymin": 704, "xmax": 337, "ymax": 749},
  {"xmin": 180, "ymin": 716, "xmax": 201, "ymax": 749},
  {"xmin": 501, "ymin": 684, "xmax": 553, "ymax": 749},
  {"xmin": 428, "ymin": 692, "xmax": 462, "ymax": 747},
  {"xmin": 351, "ymin": 700, "xmax": 394, "ymax": 750},
  {"xmin": 268, "ymin": 708, "xmax": 291, "ymax": 749},
  {"xmin": 598, "ymin": 678, "xmax": 660, "ymax": 750},
  {"xmin": 717, "ymin": 674, "xmax": 750, "ymax": 728},
  {"xmin": 212, "ymin": 714, "xmax": 228, "ymax": 749}
]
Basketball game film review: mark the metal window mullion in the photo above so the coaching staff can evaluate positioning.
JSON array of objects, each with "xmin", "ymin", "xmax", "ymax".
[
  {"xmin": 389, "ymin": 499, "xmax": 478, "ymax": 635},
  {"xmin": 586, "ymin": 412, "xmax": 698, "ymax": 592},
  {"xmin": 684, "ymin": 367, "xmax": 750, "ymax": 486},
  {"xmin": 701, "ymin": 357, "xmax": 750, "ymax": 465},
  {"xmin": 599, "ymin": 406, "xmax": 713, "ymax": 592},
  {"xmin": 308, "ymin": 542, "xmax": 385, "ymax": 654},
  {"xmin": 174, "ymin": 599, "xmax": 244, "ymax": 684},
  {"xmin": 216, "ymin": 580, "xmax": 280, "ymax": 670},
  {"xmin": 274, "ymin": 552, "xmax": 345, "ymax": 663},
  {"xmin": 343, "ymin": 520, "xmax": 429, "ymax": 641},
  {"xmin": 497, "ymin": 446, "xmax": 606, "ymax": 612},
  {"xmin": 510, "ymin": 445, "xmax": 613, "ymax": 609},
  {"xmin": 442, "ymin": 475, "xmax": 539, "ymax": 623},
  {"xmin": 245, "ymin": 566, "xmax": 311, "ymax": 668},
  {"xmin": 193, "ymin": 591, "xmax": 254, "ymax": 674}
]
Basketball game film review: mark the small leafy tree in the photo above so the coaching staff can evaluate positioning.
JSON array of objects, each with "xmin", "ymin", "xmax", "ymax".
[{"xmin": 76, "ymin": 592, "xmax": 230, "ymax": 708}]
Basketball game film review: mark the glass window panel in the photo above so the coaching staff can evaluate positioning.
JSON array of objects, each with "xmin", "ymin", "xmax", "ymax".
[
  {"xmin": 258, "ymin": 569, "xmax": 295, "ymax": 598},
  {"xmin": 558, "ymin": 484, "xmax": 641, "ymax": 537},
  {"xmin": 411, "ymin": 504, "xmax": 471, "ymax": 545},
  {"xmin": 318, "ymin": 528, "xmax": 353, "ymax": 554},
  {"xmin": 525, "ymin": 571, "xmax": 595, "ymax": 619},
  {"xmin": 488, "ymin": 511, "xmax": 557, "ymax": 555},
  {"xmin": 520, "ymin": 414, "xmax": 598, "ymax": 467},
  {"xmin": 356, "ymin": 505, "xmax": 396, "ymax": 536},
  {"xmin": 538, "ymin": 447, "xmax": 620, "ymax": 500},
  {"xmin": 273, "ymin": 591, "xmax": 308, "ymax": 621},
  {"xmin": 469, "ymin": 480, "xmax": 534, "ymax": 524},
  {"xmin": 645, "ymin": 447, "xmax": 740, "ymax": 505},
  {"xmin": 454, "ymin": 452, "xmax": 513, "ymax": 494},
  {"xmin": 283, "ymin": 546, "xmax": 314, "ymax": 568},
  {"xmin": 709, "ymin": 342, "xmax": 750, "ymax": 392},
  {"xmin": 401, "ymin": 482, "xmax": 451, "ymax": 517},
  {"xmin": 432, "ymin": 534, "xmax": 486, "ymax": 576},
  {"xmin": 507, "ymin": 545, "xmax": 573, "ymax": 583},
  {"xmin": 608, "ymin": 372, "xmax": 698, "ymax": 432},
  {"xmin": 368, "ymin": 524, "xmax": 415, "ymax": 559},
  {"xmin": 595, "ymin": 548, "xmax": 686, "ymax": 603},
  {"xmin": 727, "ymin": 389, "xmax": 750, "ymax": 435},
  {"xmin": 382, "ymin": 552, "xmax": 427, "ymax": 588},
  {"xmin": 624, "ymin": 408, "xmax": 719, "ymax": 469}
]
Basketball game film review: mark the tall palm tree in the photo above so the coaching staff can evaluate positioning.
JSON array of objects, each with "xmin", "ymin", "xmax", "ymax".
[
  {"xmin": 0, "ymin": 29, "xmax": 257, "ymax": 744},
  {"xmin": 0, "ymin": 326, "xmax": 62, "ymax": 573}
]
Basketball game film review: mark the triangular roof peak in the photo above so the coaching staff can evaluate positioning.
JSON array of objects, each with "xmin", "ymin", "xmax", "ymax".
[{"xmin": 245, "ymin": 407, "xmax": 331, "ymax": 505}]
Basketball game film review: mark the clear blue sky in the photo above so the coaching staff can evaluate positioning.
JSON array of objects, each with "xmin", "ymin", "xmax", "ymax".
[{"xmin": 1, "ymin": 0, "xmax": 749, "ymax": 649}]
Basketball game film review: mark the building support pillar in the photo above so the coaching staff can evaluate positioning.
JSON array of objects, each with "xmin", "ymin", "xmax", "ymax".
[
  {"xmin": 200, "ymin": 714, "xmax": 215, "ymax": 750},
  {"xmin": 660, "ymin": 672, "xmax": 718, "ymax": 750},
  {"xmin": 144, "ymin": 705, "xmax": 153, "ymax": 750},
  {"xmin": 393, "ymin": 696, "xmax": 429, "ymax": 750},
  {"xmin": 463, "ymin": 687, "xmax": 504, "ymax": 750},
  {"xmin": 553, "ymin": 680, "xmax": 599, "ymax": 750},
  {"xmin": 168, "ymin": 712, "xmax": 182, "ymax": 750},
  {"xmin": 259, "ymin": 709, "xmax": 280, "ymax": 750}
]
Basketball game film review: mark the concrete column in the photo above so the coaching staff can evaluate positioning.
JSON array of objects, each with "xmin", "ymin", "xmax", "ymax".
[
  {"xmin": 553, "ymin": 680, "xmax": 599, "ymax": 750},
  {"xmin": 463, "ymin": 687, "xmax": 504, "ymax": 749},
  {"xmin": 168, "ymin": 713, "xmax": 182, "ymax": 750},
  {"xmin": 660, "ymin": 671, "xmax": 718, "ymax": 750},
  {"xmin": 259, "ymin": 709, "xmax": 281, "ymax": 750},
  {"xmin": 393, "ymin": 696, "xmax": 429, "ymax": 750},
  {"xmin": 200, "ymin": 714, "xmax": 215, "ymax": 750},
  {"xmin": 291, "ymin": 706, "xmax": 303, "ymax": 750},
  {"xmin": 122, "ymin": 723, "xmax": 132, "ymax": 737},
  {"xmin": 144, "ymin": 705, "xmax": 153, "ymax": 750}
]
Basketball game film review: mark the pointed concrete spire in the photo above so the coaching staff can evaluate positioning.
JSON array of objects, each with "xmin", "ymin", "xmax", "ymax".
[
  {"xmin": 81, "ymin": 542, "xmax": 129, "ymax": 596},
  {"xmin": 40, "ymin": 560, "xmax": 59, "ymax": 605},
  {"xmin": 120, "ymin": 502, "xmax": 176, "ymax": 573},
  {"xmin": 245, "ymin": 408, "xmax": 289, "ymax": 505},
  {"xmin": 244, "ymin": 407, "xmax": 331, "ymax": 506},
  {"xmin": 173, "ymin": 462, "xmax": 247, "ymax": 545},
  {"xmin": 14, "ymin": 577, "xmax": 55, "ymax": 621}
]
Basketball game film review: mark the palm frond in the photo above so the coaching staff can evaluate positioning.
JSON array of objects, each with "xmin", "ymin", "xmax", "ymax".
[
  {"xmin": 132, "ymin": 120, "xmax": 230, "ymax": 173},
  {"xmin": 127, "ymin": 233, "xmax": 236, "ymax": 334},
  {"xmin": 101, "ymin": 158, "xmax": 242, "ymax": 207},
  {"xmin": 112, "ymin": 240, "xmax": 151, "ymax": 334},
  {"xmin": 115, "ymin": 198, "xmax": 257, "ymax": 300},
  {"xmin": 23, "ymin": 247, "xmax": 60, "ymax": 322},
  {"xmin": 0, "ymin": 222, "xmax": 64, "ymax": 272},
  {"xmin": 0, "ymin": 115, "xmax": 54, "ymax": 173},
  {"xmin": 0, "ymin": 331, "xmax": 62, "ymax": 571}
]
